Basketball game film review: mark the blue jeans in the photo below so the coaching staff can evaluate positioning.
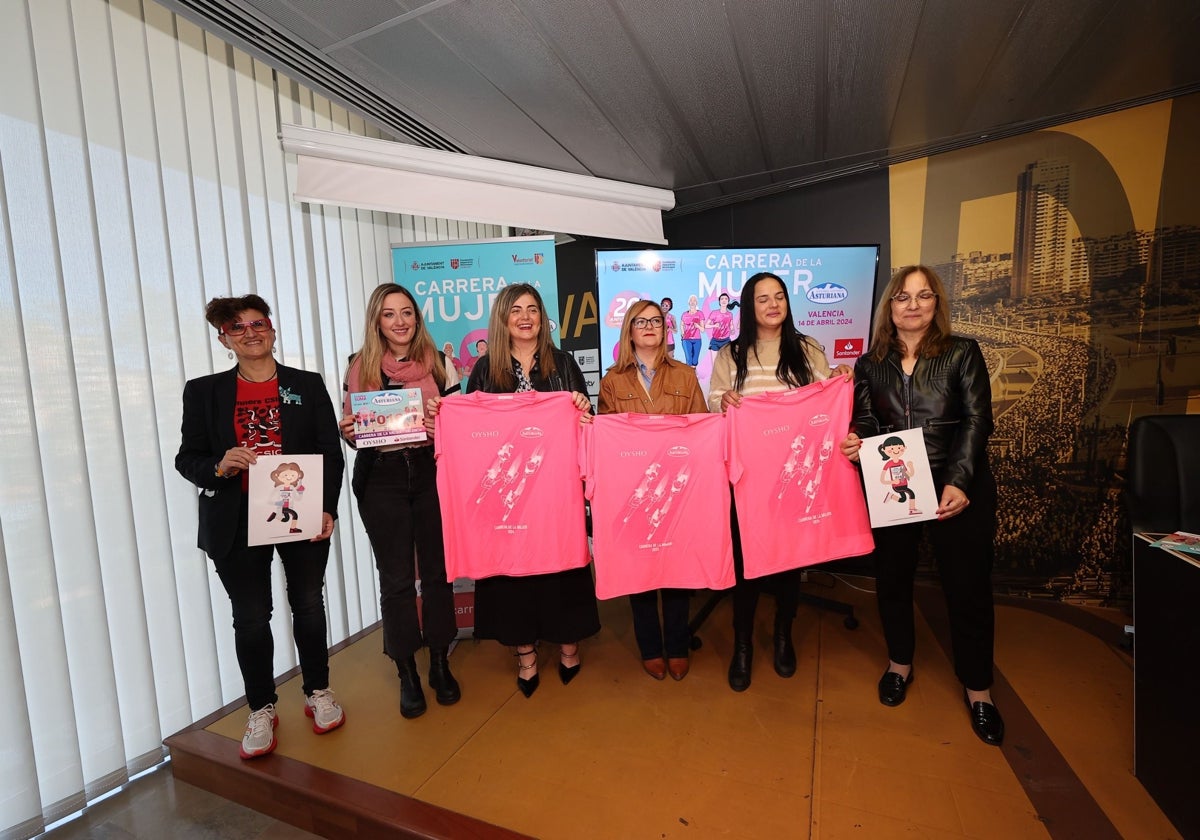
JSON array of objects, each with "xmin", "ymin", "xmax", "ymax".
[
  {"xmin": 630, "ymin": 589, "xmax": 691, "ymax": 659},
  {"xmin": 683, "ymin": 338, "xmax": 702, "ymax": 366},
  {"xmin": 212, "ymin": 502, "xmax": 332, "ymax": 710}
]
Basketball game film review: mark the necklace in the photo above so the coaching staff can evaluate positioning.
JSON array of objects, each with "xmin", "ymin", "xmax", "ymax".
[{"xmin": 237, "ymin": 365, "xmax": 278, "ymax": 383}]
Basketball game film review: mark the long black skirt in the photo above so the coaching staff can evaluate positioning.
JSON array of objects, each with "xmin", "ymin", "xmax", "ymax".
[{"xmin": 473, "ymin": 565, "xmax": 601, "ymax": 646}]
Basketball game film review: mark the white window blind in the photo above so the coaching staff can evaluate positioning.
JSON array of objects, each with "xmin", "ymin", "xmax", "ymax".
[{"xmin": 0, "ymin": 1, "xmax": 501, "ymax": 836}]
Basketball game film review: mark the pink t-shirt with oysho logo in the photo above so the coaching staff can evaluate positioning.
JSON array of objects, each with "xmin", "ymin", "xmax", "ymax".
[
  {"xmin": 584, "ymin": 413, "xmax": 734, "ymax": 599},
  {"xmin": 726, "ymin": 377, "xmax": 874, "ymax": 579},
  {"xmin": 435, "ymin": 391, "xmax": 589, "ymax": 579}
]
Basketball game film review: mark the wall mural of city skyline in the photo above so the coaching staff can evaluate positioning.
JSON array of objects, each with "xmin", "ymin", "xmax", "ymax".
[{"xmin": 889, "ymin": 93, "xmax": 1200, "ymax": 605}]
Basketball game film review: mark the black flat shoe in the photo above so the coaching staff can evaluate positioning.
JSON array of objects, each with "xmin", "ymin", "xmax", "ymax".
[
  {"xmin": 964, "ymin": 690, "xmax": 1004, "ymax": 746},
  {"xmin": 878, "ymin": 669, "xmax": 913, "ymax": 707}
]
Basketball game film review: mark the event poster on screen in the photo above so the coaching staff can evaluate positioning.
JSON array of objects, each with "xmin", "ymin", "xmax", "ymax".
[
  {"xmin": 392, "ymin": 236, "xmax": 559, "ymax": 376},
  {"xmin": 596, "ymin": 246, "xmax": 878, "ymax": 396}
]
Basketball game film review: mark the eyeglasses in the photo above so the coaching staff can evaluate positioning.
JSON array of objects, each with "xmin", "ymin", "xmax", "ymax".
[
  {"xmin": 222, "ymin": 318, "xmax": 273, "ymax": 335},
  {"xmin": 890, "ymin": 291, "xmax": 938, "ymax": 305},
  {"xmin": 631, "ymin": 316, "xmax": 664, "ymax": 329}
]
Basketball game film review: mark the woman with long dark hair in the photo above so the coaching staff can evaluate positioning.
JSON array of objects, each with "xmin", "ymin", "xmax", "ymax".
[
  {"xmin": 598, "ymin": 299, "xmax": 707, "ymax": 680},
  {"xmin": 339, "ymin": 283, "xmax": 461, "ymax": 720},
  {"xmin": 437, "ymin": 283, "xmax": 599, "ymax": 698},
  {"xmin": 708, "ymin": 272, "xmax": 850, "ymax": 692},
  {"xmin": 840, "ymin": 265, "xmax": 1003, "ymax": 745},
  {"xmin": 176, "ymin": 294, "xmax": 345, "ymax": 759}
]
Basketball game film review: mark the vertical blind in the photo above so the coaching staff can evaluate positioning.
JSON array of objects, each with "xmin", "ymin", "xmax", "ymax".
[{"xmin": 0, "ymin": 1, "xmax": 501, "ymax": 836}]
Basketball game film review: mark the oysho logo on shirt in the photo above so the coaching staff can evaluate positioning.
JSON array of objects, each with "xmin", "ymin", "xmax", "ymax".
[
  {"xmin": 471, "ymin": 430, "xmax": 500, "ymax": 438},
  {"xmin": 619, "ymin": 450, "xmax": 648, "ymax": 457},
  {"xmin": 762, "ymin": 425, "xmax": 791, "ymax": 436},
  {"xmin": 520, "ymin": 426, "xmax": 544, "ymax": 438}
]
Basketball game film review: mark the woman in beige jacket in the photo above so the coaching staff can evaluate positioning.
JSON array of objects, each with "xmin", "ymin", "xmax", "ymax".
[{"xmin": 598, "ymin": 299, "xmax": 707, "ymax": 680}]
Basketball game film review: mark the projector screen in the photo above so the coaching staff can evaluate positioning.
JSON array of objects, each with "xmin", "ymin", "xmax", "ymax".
[{"xmin": 595, "ymin": 246, "xmax": 880, "ymax": 396}]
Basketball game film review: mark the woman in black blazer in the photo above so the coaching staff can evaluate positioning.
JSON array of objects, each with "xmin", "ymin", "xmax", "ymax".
[{"xmin": 176, "ymin": 294, "xmax": 345, "ymax": 760}]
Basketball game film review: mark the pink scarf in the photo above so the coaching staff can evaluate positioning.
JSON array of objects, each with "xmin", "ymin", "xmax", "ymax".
[{"xmin": 343, "ymin": 352, "xmax": 440, "ymax": 415}]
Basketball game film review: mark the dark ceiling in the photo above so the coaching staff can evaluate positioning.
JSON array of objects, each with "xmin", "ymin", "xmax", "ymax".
[{"xmin": 160, "ymin": 0, "xmax": 1200, "ymax": 217}]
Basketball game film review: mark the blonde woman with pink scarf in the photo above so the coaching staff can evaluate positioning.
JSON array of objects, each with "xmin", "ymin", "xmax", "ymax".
[{"xmin": 339, "ymin": 283, "xmax": 461, "ymax": 720}]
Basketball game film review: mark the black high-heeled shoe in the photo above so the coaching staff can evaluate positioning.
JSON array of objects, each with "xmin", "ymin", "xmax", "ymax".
[
  {"xmin": 515, "ymin": 645, "xmax": 539, "ymax": 698},
  {"xmin": 558, "ymin": 644, "xmax": 581, "ymax": 685}
]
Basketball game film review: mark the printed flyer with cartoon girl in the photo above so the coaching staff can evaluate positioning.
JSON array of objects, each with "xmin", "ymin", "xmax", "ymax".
[
  {"xmin": 247, "ymin": 454, "xmax": 324, "ymax": 545},
  {"xmin": 861, "ymin": 429, "xmax": 937, "ymax": 527}
]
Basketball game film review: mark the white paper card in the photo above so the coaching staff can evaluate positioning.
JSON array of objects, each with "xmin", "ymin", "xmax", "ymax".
[
  {"xmin": 861, "ymin": 429, "xmax": 938, "ymax": 528},
  {"xmin": 247, "ymin": 454, "xmax": 324, "ymax": 546}
]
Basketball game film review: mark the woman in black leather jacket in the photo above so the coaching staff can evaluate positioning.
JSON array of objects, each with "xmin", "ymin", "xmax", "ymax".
[
  {"xmin": 431, "ymin": 283, "xmax": 599, "ymax": 699},
  {"xmin": 839, "ymin": 265, "xmax": 1004, "ymax": 746}
]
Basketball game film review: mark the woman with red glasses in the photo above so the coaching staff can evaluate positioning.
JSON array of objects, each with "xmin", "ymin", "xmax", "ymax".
[{"xmin": 176, "ymin": 294, "xmax": 345, "ymax": 760}]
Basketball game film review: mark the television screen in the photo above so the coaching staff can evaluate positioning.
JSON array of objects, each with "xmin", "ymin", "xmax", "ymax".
[{"xmin": 595, "ymin": 246, "xmax": 879, "ymax": 397}]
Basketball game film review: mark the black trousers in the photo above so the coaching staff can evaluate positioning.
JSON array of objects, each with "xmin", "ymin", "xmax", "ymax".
[
  {"xmin": 872, "ymin": 468, "xmax": 997, "ymax": 691},
  {"xmin": 358, "ymin": 447, "xmax": 457, "ymax": 662},
  {"xmin": 629, "ymin": 589, "xmax": 691, "ymax": 659},
  {"xmin": 730, "ymin": 498, "xmax": 800, "ymax": 637},
  {"xmin": 211, "ymin": 503, "xmax": 332, "ymax": 711}
]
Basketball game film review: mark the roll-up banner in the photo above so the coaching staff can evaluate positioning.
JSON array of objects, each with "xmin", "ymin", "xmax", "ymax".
[
  {"xmin": 596, "ymin": 246, "xmax": 880, "ymax": 396},
  {"xmin": 391, "ymin": 236, "xmax": 561, "ymax": 638},
  {"xmin": 392, "ymin": 236, "xmax": 560, "ymax": 378}
]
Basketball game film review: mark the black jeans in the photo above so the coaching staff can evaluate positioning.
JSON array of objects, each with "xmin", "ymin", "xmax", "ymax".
[
  {"xmin": 357, "ymin": 446, "xmax": 457, "ymax": 662},
  {"xmin": 211, "ymin": 503, "xmax": 332, "ymax": 711},
  {"xmin": 872, "ymin": 468, "xmax": 997, "ymax": 691},
  {"xmin": 730, "ymin": 498, "xmax": 800, "ymax": 636},
  {"xmin": 629, "ymin": 589, "xmax": 691, "ymax": 659}
]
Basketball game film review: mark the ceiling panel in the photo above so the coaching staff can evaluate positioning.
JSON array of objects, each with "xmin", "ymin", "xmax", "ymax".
[{"xmin": 160, "ymin": 0, "xmax": 1200, "ymax": 215}]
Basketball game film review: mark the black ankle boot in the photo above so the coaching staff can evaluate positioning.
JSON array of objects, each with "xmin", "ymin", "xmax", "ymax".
[
  {"xmin": 397, "ymin": 656, "xmax": 427, "ymax": 719},
  {"xmin": 428, "ymin": 646, "xmax": 461, "ymax": 706},
  {"xmin": 728, "ymin": 633, "xmax": 753, "ymax": 692},
  {"xmin": 773, "ymin": 615, "xmax": 797, "ymax": 678}
]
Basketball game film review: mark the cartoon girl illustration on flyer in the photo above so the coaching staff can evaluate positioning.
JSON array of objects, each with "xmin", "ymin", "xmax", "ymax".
[
  {"xmin": 268, "ymin": 461, "xmax": 305, "ymax": 533},
  {"xmin": 878, "ymin": 436, "xmax": 920, "ymax": 515}
]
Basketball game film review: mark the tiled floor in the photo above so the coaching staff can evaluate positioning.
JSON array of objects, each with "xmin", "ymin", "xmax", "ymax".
[
  {"xmin": 47, "ymin": 575, "xmax": 1183, "ymax": 839},
  {"xmin": 42, "ymin": 764, "xmax": 317, "ymax": 840}
]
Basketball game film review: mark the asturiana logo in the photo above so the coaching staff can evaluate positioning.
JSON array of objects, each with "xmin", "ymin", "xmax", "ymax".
[
  {"xmin": 809, "ymin": 414, "xmax": 831, "ymax": 426},
  {"xmin": 806, "ymin": 282, "xmax": 848, "ymax": 304},
  {"xmin": 667, "ymin": 446, "xmax": 690, "ymax": 457},
  {"xmin": 371, "ymin": 393, "xmax": 404, "ymax": 406},
  {"xmin": 519, "ymin": 426, "xmax": 544, "ymax": 438}
]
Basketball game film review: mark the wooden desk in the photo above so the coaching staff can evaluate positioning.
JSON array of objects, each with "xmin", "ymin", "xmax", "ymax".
[{"xmin": 1133, "ymin": 533, "xmax": 1200, "ymax": 839}]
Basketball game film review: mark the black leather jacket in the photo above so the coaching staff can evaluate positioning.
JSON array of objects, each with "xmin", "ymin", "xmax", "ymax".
[
  {"xmin": 851, "ymin": 336, "xmax": 993, "ymax": 491},
  {"xmin": 466, "ymin": 347, "xmax": 588, "ymax": 396}
]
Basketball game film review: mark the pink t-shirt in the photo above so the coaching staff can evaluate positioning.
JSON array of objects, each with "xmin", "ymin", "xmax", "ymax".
[
  {"xmin": 726, "ymin": 376, "xmax": 873, "ymax": 578},
  {"xmin": 681, "ymin": 310, "xmax": 705, "ymax": 340},
  {"xmin": 708, "ymin": 309, "xmax": 733, "ymax": 340},
  {"xmin": 435, "ymin": 391, "xmax": 589, "ymax": 579},
  {"xmin": 584, "ymin": 413, "xmax": 734, "ymax": 599}
]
